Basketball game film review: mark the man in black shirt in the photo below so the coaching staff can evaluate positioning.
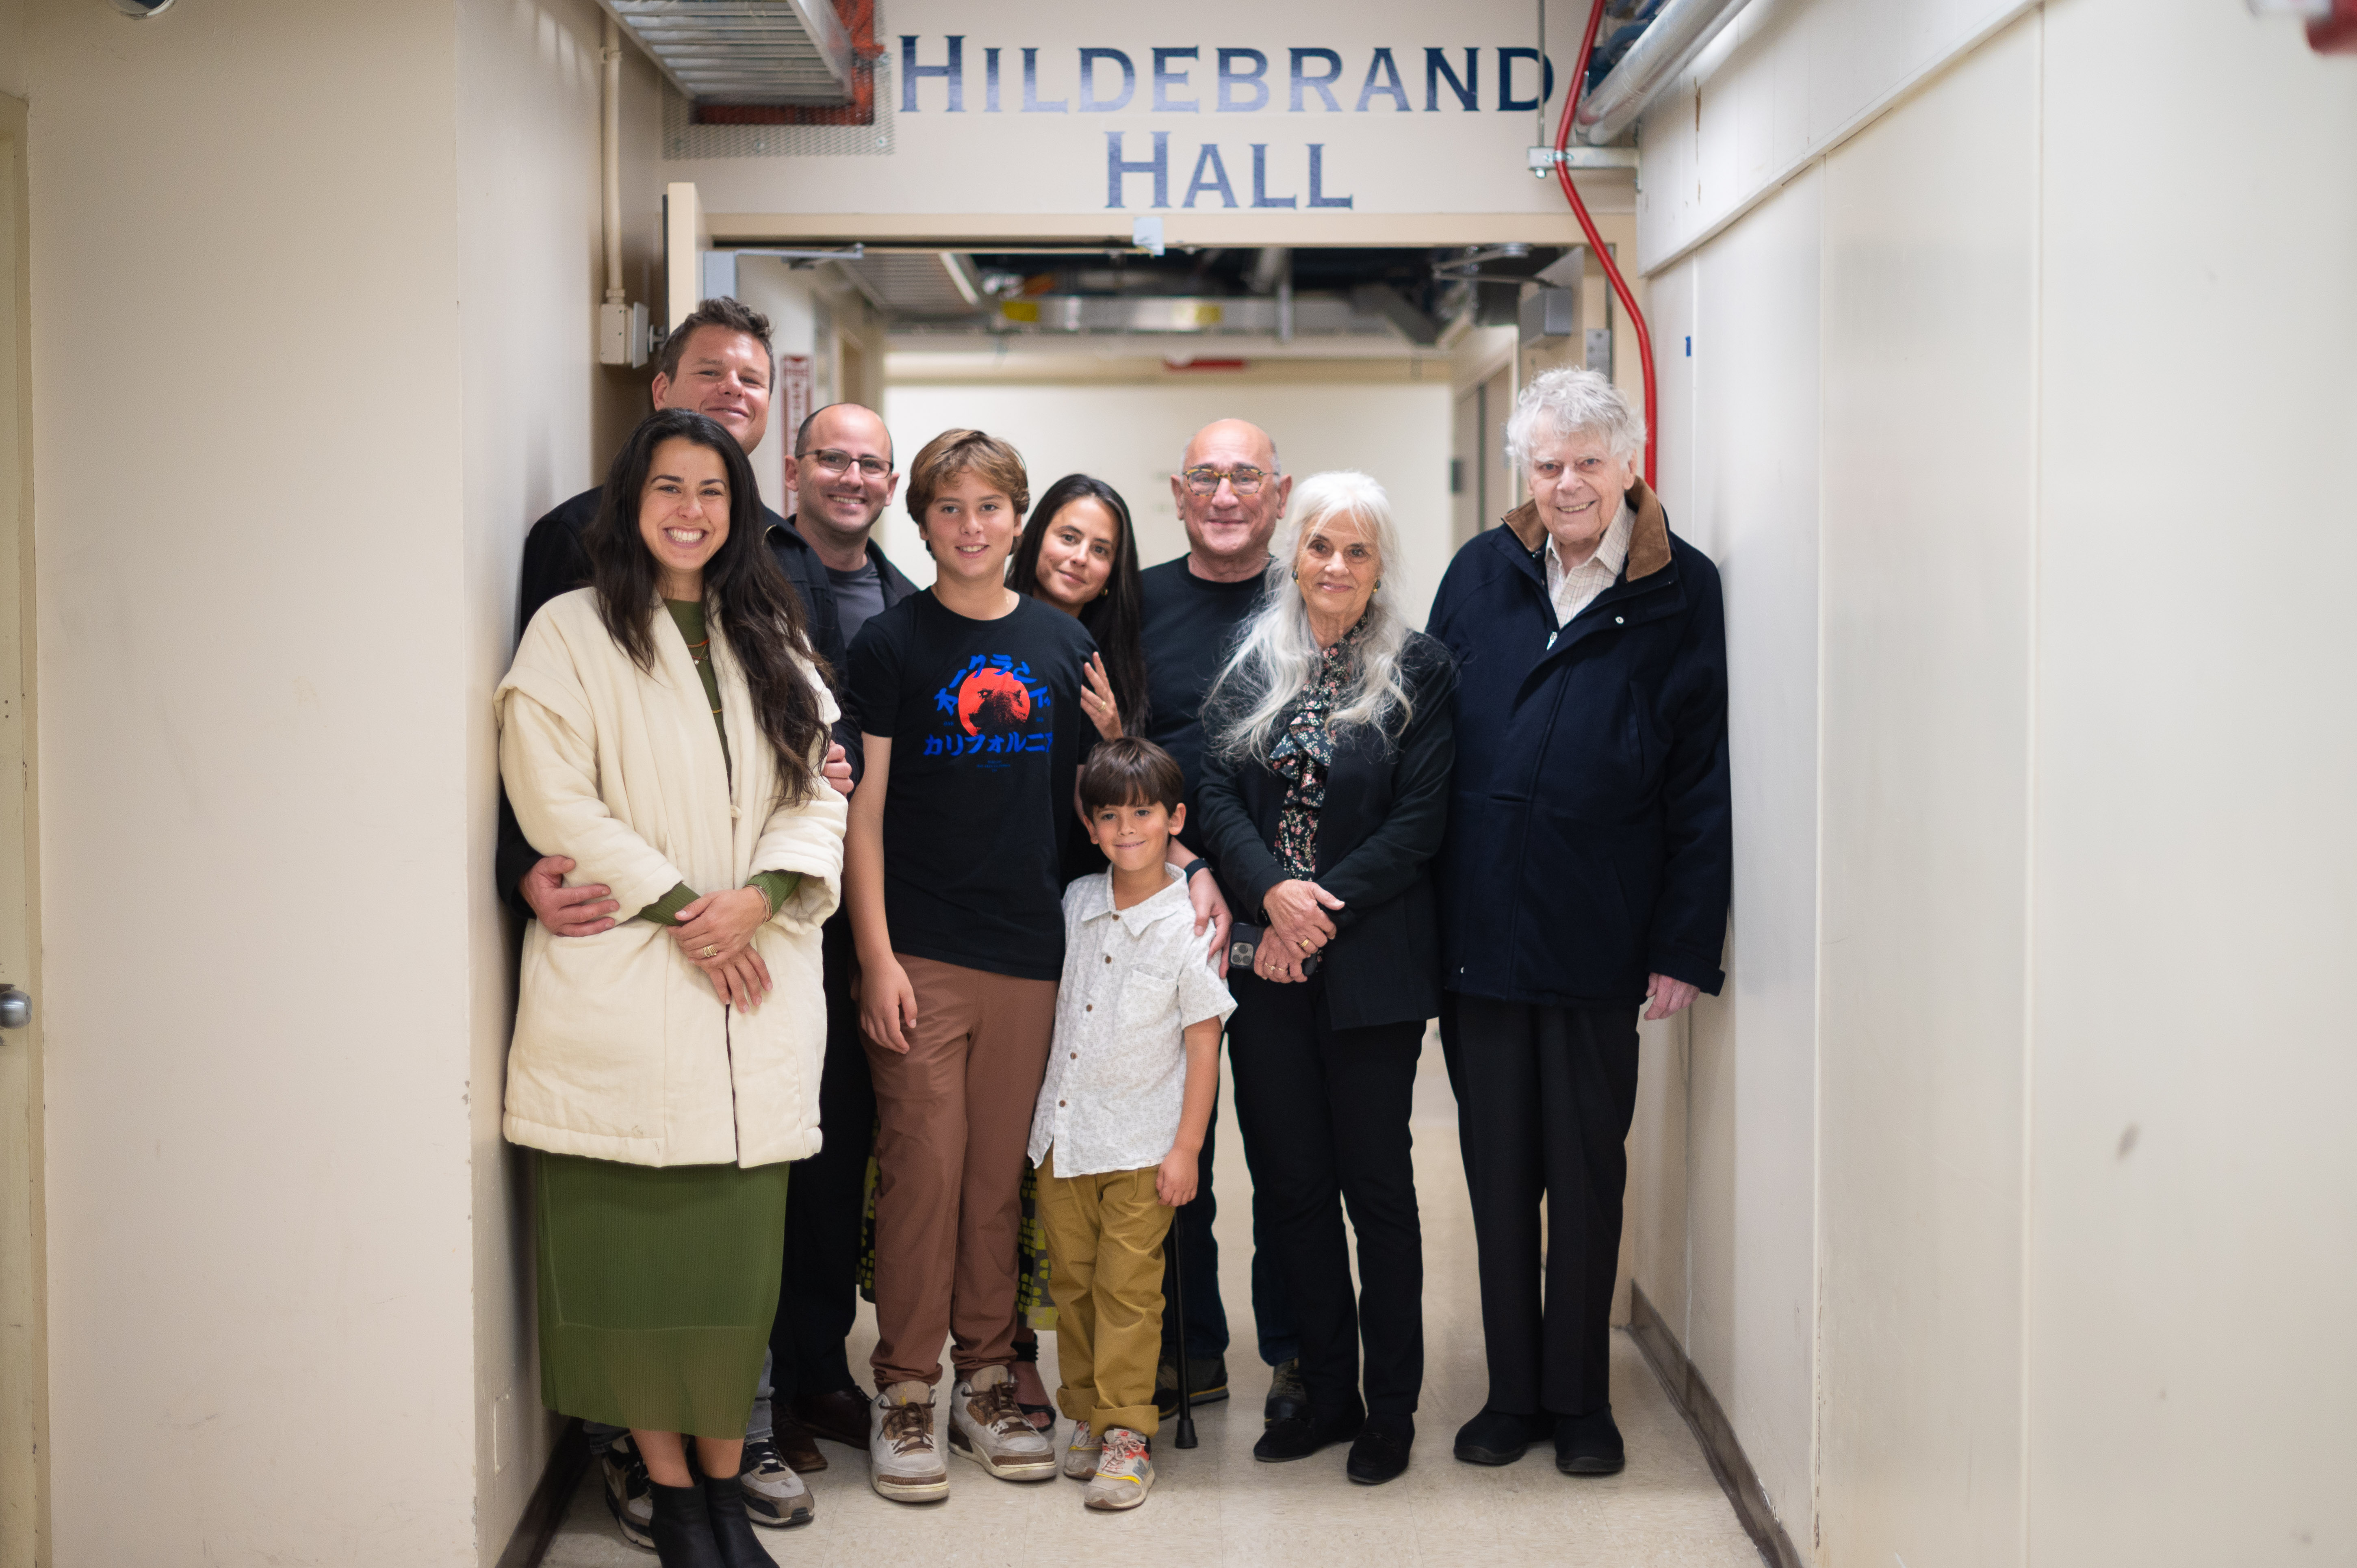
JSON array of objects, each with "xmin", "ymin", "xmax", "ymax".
[
  {"xmin": 782, "ymin": 401, "xmax": 920, "ymax": 650},
  {"xmin": 1138, "ymin": 418, "xmax": 1306, "ymax": 1424}
]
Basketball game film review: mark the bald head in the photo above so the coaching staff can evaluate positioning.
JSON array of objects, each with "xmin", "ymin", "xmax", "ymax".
[
  {"xmin": 785, "ymin": 401, "xmax": 900, "ymax": 568},
  {"xmin": 1173, "ymin": 418, "xmax": 1291, "ymax": 582}
]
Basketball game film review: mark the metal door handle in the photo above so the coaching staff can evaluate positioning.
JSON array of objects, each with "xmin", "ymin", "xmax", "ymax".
[{"xmin": 0, "ymin": 986, "xmax": 28, "ymax": 1029}]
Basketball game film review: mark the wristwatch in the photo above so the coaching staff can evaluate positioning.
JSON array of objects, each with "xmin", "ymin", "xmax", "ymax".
[{"xmin": 1180, "ymin": 857, "xmax": 1210, "ymax": 881}]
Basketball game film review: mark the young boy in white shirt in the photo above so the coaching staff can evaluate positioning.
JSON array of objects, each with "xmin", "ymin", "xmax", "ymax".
[{"xmin": 1028, "ymin": 737, "xmax": 1234, "ymax": 1512}]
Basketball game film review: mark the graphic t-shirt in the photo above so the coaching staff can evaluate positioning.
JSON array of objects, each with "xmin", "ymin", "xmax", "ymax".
[
  {"xmin": 1137, "ymin": 555, "xmax": 1271, "ymax": 808},
  {"xmin": 848, "ymin": 591, "xmax": 1098, "ymax": 981}
]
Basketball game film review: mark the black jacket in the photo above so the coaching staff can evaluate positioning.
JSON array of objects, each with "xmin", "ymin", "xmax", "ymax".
[
  {"xmin": 1426, "ymin": 479, "xmax": 1730, "ymax": 1007},
  {"xmin": 494, "ymin": 488, "xmax": 885, "ymax": 918},
  {"xmin": 1196, "ymin": 632, "xmax": 1456, "ymax": 1031}
]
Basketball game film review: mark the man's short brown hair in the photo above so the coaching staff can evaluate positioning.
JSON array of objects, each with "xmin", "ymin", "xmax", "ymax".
[
  {"xmin": 1078, "ymin": 736, "xmax": 1186, "ymax": 816},
  {"xmin": 657, "ymin": 297, "xmax": 773, "ymax": 381},
  {"xmin": 905, "ymin": 428, "xmax": 1029, "ymax": 523}
]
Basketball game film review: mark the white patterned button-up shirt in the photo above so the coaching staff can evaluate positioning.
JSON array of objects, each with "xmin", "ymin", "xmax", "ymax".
[
  {"xmin": 1028, "ymin": 865, "xmax": 1236, "ymax": 1178},
  {"xmin": 1544, "ymin": 499, "xmax": 1634, "ymax": 630}
]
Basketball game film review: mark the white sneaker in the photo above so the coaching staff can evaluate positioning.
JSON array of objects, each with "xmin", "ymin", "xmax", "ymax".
[
  {"xmin": 868, "ymin": 1382, "xmax": 950, "ymax": 1503},
  {"xmin": 1062, "ymin": 1419, "xmax": 1102, "ymax": 1480},
  {"xmin": 739, "ymin": 1437, "xmax": 813, "ymax": 1527},
  {"xmin": 1084, "ymin": 1426, "xmax": 1154, "ymax": 1512},
  {"xmin": 947, "ymin": 1365, "xmax": 1058, "ymax": 1481}
]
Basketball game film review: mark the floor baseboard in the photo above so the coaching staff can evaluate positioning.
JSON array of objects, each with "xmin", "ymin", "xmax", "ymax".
[
  {"xmin": 1627, "ymin": 1284, "xmax": 1806, "ymax": 1568},
  {"xmin": 494, "ymin": 1418, "xmax": 590, "ymax": 1568}
]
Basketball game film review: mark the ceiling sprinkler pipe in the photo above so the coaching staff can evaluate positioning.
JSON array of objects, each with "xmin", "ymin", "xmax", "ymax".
[
  {"xmin": 1574, "ymin": 0, "xmax": 1754, "ymax": 146},
  {"xmin": 1556, "ymin": 0, "xmax": 1659, "ymax": 485}
]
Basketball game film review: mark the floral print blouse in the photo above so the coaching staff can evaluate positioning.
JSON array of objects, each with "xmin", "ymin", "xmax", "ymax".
[{"xmin": 1266, "ymin": 616, "xmax": 1369, "ymax": 881}]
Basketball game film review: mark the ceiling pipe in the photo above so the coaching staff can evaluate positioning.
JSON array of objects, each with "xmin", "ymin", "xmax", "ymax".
[{"xmin": 1572, "ymin": 0, "xmax": 1754, "ymax": 145}]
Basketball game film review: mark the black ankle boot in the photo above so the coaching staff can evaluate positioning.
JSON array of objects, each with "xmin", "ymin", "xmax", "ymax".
[
  {"xmin": 703, "ymin": 1473, "xmax": 777, "ymax": 1567},
  {"xmin": 647, "ymin": 1479, "xmax": 726, "ymax": 1568}
]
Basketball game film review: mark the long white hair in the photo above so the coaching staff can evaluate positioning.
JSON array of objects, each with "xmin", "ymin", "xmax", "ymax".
[{"xmin": 1206, "ymin": 470, "xmax": 1419, "ymax": 763}]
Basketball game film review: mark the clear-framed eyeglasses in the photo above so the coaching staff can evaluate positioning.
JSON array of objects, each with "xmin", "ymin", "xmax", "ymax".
[
  {"xmin": 802, "ymin": 448, "xmax": 891, "ymax": 478},
  {"xmin": 1182, "ymin": 464, "xmax": 1269, "ymax": 496}
]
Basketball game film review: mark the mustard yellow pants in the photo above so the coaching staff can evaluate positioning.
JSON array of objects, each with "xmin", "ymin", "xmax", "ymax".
[{"xmin": 1036, "ymin": 1149, "xmax": 1171, "ymax": 1436}]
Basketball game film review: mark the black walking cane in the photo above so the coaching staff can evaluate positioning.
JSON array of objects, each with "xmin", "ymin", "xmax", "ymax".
[{"xmin": 1169, "ymin": 1226, "xmax": 1198, "ymax": 1449}]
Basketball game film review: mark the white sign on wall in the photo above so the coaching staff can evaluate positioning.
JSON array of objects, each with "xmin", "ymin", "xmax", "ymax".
[{"xmin": 673, "ymin": 0, "xmax": 1615, "ymax": 233}]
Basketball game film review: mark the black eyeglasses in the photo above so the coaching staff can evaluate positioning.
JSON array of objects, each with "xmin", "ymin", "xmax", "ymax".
[
  {"xmin": 801, "ymin": 448, "xmax": 891, "ymax": 478},
  {"xmin": 1182, "ymin": 464, "xmax": 1269, "ymax": 496}
]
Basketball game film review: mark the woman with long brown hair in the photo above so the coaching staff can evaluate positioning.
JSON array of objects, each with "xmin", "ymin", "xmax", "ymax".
[{"xmin": 497, "ymin": 408, "xmax": 846, "ymax": 1567}]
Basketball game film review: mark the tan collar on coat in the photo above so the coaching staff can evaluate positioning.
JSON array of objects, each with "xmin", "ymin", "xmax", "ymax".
[{"xmin": 1502, "ymin": 476, "xmax": 1671, "ymax": 583}]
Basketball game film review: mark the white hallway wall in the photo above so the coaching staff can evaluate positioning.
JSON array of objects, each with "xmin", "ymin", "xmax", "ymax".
[
  {"xmin": 1628, "ymin": 1, "xmax": 2357, "ymax": 1564},
  {"xmin": 878, "ymin": 379, "xmax": 1455, "ymax": 625},
  {"xmin": 29, "ymin": 0, "xmax": 652, "ymax": 1560}
]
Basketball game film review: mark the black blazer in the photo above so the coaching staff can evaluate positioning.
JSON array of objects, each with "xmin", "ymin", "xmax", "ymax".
[{"xmin": 1197, "ymin": 632, "xmax": 1456, "ymax": 1031}]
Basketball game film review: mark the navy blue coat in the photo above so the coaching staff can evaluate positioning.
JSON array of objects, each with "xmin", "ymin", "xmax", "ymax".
[{"xmin": 1427, "ymin": 479, "xmax": 1730, "ymax": 1006}]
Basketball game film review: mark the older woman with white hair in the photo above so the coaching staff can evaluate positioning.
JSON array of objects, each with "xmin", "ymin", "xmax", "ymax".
[
  {"xmin": 1195, "ymin": 470, "xmax": 1455, "ymax": 1486},
  {"xmin": 1428, "ymin": 367, "xmax": 1729, "ymax": 1480}
]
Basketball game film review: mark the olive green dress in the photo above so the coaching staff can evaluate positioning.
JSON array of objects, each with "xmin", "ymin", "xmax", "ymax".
[{"xmin": 535, "ymin": 599, "xmax": 802, "ymax": 1438}]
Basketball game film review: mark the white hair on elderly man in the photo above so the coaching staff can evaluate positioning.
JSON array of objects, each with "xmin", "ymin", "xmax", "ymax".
[
  {"xmin": 1505, "ymin": 365, "xmax": 1647, "ymax": 471},
  {"xmin": 1205, "ymin": 470, "xmax": 1421, "ymax": 763}
]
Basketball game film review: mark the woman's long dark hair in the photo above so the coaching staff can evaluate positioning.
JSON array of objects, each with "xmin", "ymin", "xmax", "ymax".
[
  {"xmin": 586, "ymin": 409, "xmax": 826, "ymax": 803},
  {"xmin": 1006, "ymin": 474, "xmax": 1149, "ymax": 735}
]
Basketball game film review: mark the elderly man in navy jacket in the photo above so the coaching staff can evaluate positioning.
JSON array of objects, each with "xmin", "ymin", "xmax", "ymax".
[{"xmin": 1427, "ymin": 366, "xmax": 1730, "ymax": 1479}]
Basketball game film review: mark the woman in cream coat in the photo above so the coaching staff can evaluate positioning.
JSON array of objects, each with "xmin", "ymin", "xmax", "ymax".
[{"xmin": 497, "ymin": 408, "xmax": 846, "ymax": 1568}]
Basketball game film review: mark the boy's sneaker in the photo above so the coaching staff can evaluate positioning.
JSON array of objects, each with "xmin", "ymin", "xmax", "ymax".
[
  {"xmin": 947, "ymin": 1365, "xmax": 1058, "ymax": 1481},
  {"xmin": 1083, "ymin": 1427, "xmax": 1154, "ymax": 1512},
  {"xmin": 1062, "ymin": 1419, "xmax": 1102, "ymax": 1480},
  {"xmin": 868, "ymin": 1382, "xmax": 950, "ymax": 1503},
  {"xmin": 738, "ymin": 1438, "xmax": 813, "ymax": 1527},
  {"xmin": 598, "ymin": 1433, "xmax": 655, "ymax": 1550},
  {"xmin": 1154, "ymin": 1354, "xmax": 1229, "ymax": 1416}
]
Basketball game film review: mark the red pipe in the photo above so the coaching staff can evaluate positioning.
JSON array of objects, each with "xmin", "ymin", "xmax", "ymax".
[{"xmin": 1553, "ymin": 0, "xmax": 1661, "ymax": 485}]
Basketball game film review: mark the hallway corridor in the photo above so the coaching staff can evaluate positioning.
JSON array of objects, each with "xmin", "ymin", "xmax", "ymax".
[{"xmin": 540, "ymin": 1042, "xmax": 1762, "ymax": 1567}]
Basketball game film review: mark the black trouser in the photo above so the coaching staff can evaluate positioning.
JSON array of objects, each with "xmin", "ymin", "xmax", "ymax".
[
  {"xmin": 1227, "ymin": 971, "xmax": 1425, "ymax": 1422},
  {"xmin": 1157, "ymin": 1066, "xmax": 1302, "ymax": 1366},
  {"xmin": 1440, "ymin": 993, "xmax": 1639, "ymax": 1417},
  {"xmin": 768, "ymin": 916, "xmax": 875, "ymax": 1403}
]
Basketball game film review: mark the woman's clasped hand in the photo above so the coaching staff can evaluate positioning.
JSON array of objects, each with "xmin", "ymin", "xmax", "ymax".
[{"xmin": 667, "ymin": 886, "xmax": 774, "ymax": 1010}]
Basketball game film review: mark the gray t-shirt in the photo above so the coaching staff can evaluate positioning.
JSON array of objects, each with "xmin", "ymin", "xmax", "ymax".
[{"xmin": 826, "ymin": 557, "xmax": 887, "ymax": 650}]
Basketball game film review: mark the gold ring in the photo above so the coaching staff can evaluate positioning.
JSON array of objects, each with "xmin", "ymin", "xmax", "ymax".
[
  {"xmin": 1298, "ymin": 938, "xmax": 1312, "ymax": 951},
  {"xmin": 702, "ymin": 944, "xmax": 719, "ymax": 958}
]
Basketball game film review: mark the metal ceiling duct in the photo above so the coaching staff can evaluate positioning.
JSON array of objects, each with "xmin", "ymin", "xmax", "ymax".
[
  {"xmin": 1572, "ymin": 0, "xmax": 1753, "ymax": 145},
  {"xmin": 839, "ymin": 253, "xmax": 989, "ymax": 319},
  {"xmin": 599, "ymin": 0, "xmax": 854, "ymax": 106}
]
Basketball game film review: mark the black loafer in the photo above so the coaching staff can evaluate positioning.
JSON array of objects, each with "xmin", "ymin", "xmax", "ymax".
[
  {"xmin": 1554, "ymin": 1407, "xmax": 1626, "ymax": 1475},
  {"xmin": 1252, "ymin": 1408, "xmax": 1364, "ymax": 1462},
  {"xmin": 1453, "ymin": 1407, "xmax": 1550, "ymax": 1466},
  {"xmin": 1345, "ymin": 1416, "xmax": 1414, "ymax": 1485}
]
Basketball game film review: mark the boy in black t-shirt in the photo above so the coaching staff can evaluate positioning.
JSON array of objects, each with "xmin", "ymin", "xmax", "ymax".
[{"xmin": 842, "ymin": 429, "xmax": 1096, "ymax": 1503}]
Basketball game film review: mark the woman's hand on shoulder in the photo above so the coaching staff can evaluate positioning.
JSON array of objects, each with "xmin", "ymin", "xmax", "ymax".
[{"xmin": 1079, "ymin": 652, "xmax": 1122, "ymax": 742}]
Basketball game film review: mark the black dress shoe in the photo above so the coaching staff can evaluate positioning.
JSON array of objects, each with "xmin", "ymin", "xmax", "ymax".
[
  {"xmin": 1345, "ymin": 1415, "xmax": 1414, "ymax": 1485},
  {"xmin": 702, "ymin": 1473, "xmax": 778, "ymax": 1567},
  {"xmin": 791, "ymin": 1385, "xmax": 873, "ymax": 1449},
  {"xmin": 1264, "ymin": 1357, "xmax": 1310, "ymax": 1424},
  {"xmin": 1554, "ymin": 1407, "xmax": 1626, "ymax": 1475},
  {"xmin": 1253, "ymin": 1408, "xmax": 1364, "ymax": 1462},
  {"xmin": 770, "ymin": 1411, "xmax": 826, "ymax": 1474},
  {"xmin": 1453, "ymin": 1407, "xmax": 1550, "ymax": 1466},
  {"xmin": 647, "ymin": 1479, "xmax": 726, "ymax": 1568}
]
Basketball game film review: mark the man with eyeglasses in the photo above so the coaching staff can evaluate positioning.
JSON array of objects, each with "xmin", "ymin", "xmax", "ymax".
[
  {"xmin": 783, "ymin": 401, "xmax": 919, "ymax": 654},
  {"xmin": 1137, "ymin": 418, "xmax": 1308, "ymax": 1430},
  {"xmin": 495, "ymin": 297, "xmax": 852, "ymax": 1545}
]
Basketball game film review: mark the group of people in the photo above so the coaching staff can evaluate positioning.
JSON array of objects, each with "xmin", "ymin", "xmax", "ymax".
[{"xmin": 492, "ymin": 296, "xmax": 1732, "ymax": 1567}]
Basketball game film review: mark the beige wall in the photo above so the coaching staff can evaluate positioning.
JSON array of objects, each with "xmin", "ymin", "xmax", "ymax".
[
  {"xmin": 26, "ymin": 0, "xmax": 657, "ymax": 1559},
  {"xmin": 1627, "ymin": 1, "xmax": 2357, "ymax": 1564},
  {"xmin": 882, "ymin": 377, "xmax": 1456, "ymax": 626}
]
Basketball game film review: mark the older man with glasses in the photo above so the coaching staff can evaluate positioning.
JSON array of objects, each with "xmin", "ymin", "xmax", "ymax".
[{"xmin": 1134, "ymin": 418, "xmax": 1307, "ymax": 1431}]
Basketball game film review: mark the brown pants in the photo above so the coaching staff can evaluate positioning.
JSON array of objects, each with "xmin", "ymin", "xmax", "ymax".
[
  {"xmin": 865, "ymin": 954, "xmax": 1057, "ymax": 1389},
  {"xmin": 1036, "ymin": 1149, "xmax": 1170, "ymax": 1437}
]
